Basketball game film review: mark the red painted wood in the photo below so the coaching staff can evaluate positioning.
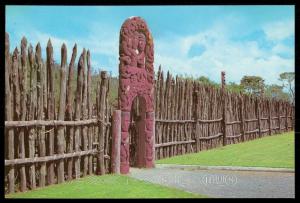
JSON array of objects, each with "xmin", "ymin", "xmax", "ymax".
[{"xmin": 119, "ymin": 17, "xmax": 155, "ymax": 174}]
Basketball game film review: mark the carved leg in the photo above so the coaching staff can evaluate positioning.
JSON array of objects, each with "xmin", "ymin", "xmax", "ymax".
[
  {"xmin": 120, "ymin": 111, "xmax": 130, "ymax": 174},
  {"xmin": 145, "ymin": 111, "xmax": 155, "ymax": 168}
]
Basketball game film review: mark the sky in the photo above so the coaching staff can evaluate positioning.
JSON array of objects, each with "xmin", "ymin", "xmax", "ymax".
[{"xmin": 6, "ymin": 6, "xmax": 295, "ymax": 85}]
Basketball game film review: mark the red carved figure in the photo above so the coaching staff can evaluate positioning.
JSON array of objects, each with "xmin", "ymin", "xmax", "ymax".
[{"xmin": 119, "ymin": 16, "xmax": 155, "ymax": 174}]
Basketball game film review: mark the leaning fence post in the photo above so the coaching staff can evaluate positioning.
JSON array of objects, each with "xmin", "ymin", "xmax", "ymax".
[
  {"xmin": 221, "ymin": 71, "xmax": 227, "ymax": 146},
  {"xmin": 111, "ymin": 110, "xmax": 121, "ymax": 174}
]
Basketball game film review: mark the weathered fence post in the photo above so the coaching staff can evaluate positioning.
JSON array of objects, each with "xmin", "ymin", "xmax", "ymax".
[
  {"xmin": 98, "ymin": 71, "xmax": 108, "ymax": 175},
  {"xmin": 278, "ymin": 101, "xmax": 281, "ymax": 134},
  {"xmin": 12, "ymin": 47, "xmax": 21, "ymax": 189},
  {"xmin": 5, "ymin": 33, "xmax": 15, "ymax": 194},
  {"xmin": 221, "ymin": 71, "xmax": 227, "ymax": 146},
  {"xmin": 46, "ymin": 39, "xmax": 55, "ymax": 185},
  {"xmin": 111, "ymin": 110, "xmax": 121, "ymax": 174},
  {"xmin": 86, "ymin": 50, "xmax": 93, "ymax": 175},
  {"xmin": 81, "ymin": 48, "xmax": 88, "ymax": 177},
  {"xmin": 27, "ymin": 44, "xmax": 36, "ymax": 190},
  {"xmin": 36, "ymin": 43, "xmax": 46, "ymax": 187},
  {"xmin": 154, "ymin": 66, "xmax": 161, "ymax": 159},
  {"xmin": 194, "ymin": 90, "xmax": 200, "ymax": 152},
  {"xmin": 57, "ymin": 44, "xmax": 67, "ymax": 183},
  {"xmin": 65, "ymin": 44, "xmax": 77, "ymax": 180},
  {"xmin": 285, "ymin": 102, "xmax": 289, "ymax": 132},
  {"xmin": 268, "ymin": 99, "xmax": 272, "ymax": 135},
  {"xmin": 19, "ymin": 37, "xmax": 28, "ymax": 192},
  {"xmin": 239, "ymin": 94, "xmax": 245, "ymax": 142},
  {"xmin": 74, "ymin": 49, "xmax": 84, "ymax": 179},
  {"xmin": 255, "ymin": 97, "xmax": 262, "ymax": 138},
  {"xmin": 159, "ymin": 71, "xmax": 164, "ymax": 159}
]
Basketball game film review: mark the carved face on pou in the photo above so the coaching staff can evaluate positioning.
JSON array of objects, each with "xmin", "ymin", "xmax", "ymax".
[{"xmin": 137, "ymin": 33, "xmax": 146, "ymax": 53}]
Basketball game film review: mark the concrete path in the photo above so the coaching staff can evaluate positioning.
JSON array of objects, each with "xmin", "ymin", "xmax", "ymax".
[{"xmin": 129, "ymin": 166, "xmax": 295, "ymax": 198}]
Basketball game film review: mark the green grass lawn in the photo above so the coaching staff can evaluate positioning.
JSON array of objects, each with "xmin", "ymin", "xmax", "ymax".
[
  {"xmin": 5, "ymin": 175, "xmax": 206, "ymax": 198},
  {"xmin": 156, "ymin": 131, "xmax": 294, "ymax": 168}
]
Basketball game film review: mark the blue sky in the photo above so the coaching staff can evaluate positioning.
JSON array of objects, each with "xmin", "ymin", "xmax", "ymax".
[{"xmin": 6, "ymin": 6, "xmax": 294, "ymax": 85}]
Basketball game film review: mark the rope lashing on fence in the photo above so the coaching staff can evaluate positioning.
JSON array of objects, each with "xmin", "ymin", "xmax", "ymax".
[{"xmin": 43, "ymin": 127, "xmax": 55, "ymax": 134}]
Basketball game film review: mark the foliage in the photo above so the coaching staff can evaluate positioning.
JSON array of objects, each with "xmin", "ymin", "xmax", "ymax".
[
  {"xmin": 279, "ymin": 72, "xmax": 295, "ymax": 104},
  {"xmin": 264, "ymin": 84, "xmax": 290, "ymax": 101},
  {"xmin": 196, "ymin": 76, "xmax": 220, "ymax": 88},
  {"xmin": 5, "ymin": 175, "xmax": 206, "ymax": 198},
  {"xmin": 226, "ymin": 82, "xmax": 244, "ymax": 94},
  {"xmin": 240, "ymin": 75, "xmax": 265, "ymax": 96},
  {"xmin": 157, "ymin": 131, "xmax": 294, "ymax": 168}
]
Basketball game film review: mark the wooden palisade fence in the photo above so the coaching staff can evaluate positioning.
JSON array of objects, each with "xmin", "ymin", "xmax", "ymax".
[
  {"xmin": 154, "ymin": 67, "xmax": 294, "ymax": 160},
  {"xmin": 5, "ymin": 33, "xmax": 295, "ymax": 194},
  {"xmin": 5, "ymin": 33, "xmax": 112, "ymax": 194}
]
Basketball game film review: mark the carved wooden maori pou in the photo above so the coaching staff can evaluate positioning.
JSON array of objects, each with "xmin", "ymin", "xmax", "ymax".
[{"xmin": 118, "ymin": 16, "xmax": 155, "ymax": 174}]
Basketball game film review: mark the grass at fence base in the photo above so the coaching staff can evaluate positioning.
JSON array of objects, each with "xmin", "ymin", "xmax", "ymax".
[
  {"xmin": 5, "ymin": 175, "xmax": 206, "ymax": 198},
  {"xmin": 156, "ymin": 131, "xmax": 294, "ymax": 169}
]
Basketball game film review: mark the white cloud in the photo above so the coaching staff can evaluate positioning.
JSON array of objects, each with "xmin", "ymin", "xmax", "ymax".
[
  {"xmin": 154, "ymin": 19, "xmax": 294, "ymax": 85},
  {"xmin": 263, "ymin": 19, "xmax": 294, "ymax": 41},
  {"xmin": 271, "ymin": 43, "xmax": 294, "ymax": 56}
]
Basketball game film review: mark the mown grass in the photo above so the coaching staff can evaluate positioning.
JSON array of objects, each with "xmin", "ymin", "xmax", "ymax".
[
  {"xmin": 156, "ymin": 131, "xmax": 294, "ymax": 169},
  {"xmin": 5, "ymin": 175, "xmax": 206, "ymax": 198}
]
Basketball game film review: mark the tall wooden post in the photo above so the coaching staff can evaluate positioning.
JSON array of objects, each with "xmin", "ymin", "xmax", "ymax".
[
  {"xmin": 98, "ymin": 71, "xmax": 108, "ymax": 175},
  {"xmin": 239, "ymin": 94, "xmax": 245, "ymax": 142},
  {"xmin": 74, "ymin": 49, "xmax": 84, "ymax": 179},
  {"xmin": 36, "ymin": 43, "xmax": 46, "ymax": 187},
  {"xmin": 285, "ymin": 102, "xmax": 289, "ymax": 132},
  {"xmin": 81, "ymin": 48, "xmax": 88, "ymax": 177},
  {"xmin": 194, "ymin": 90, "xmax": 200, "ymax": 152},
  {"xmin": 65, "ymin": 44, "xmax": 77, "ymax": 180},
  {"xmin": 57, "ymin": 44, "xmax": 67, "ymax": 183},
  {"xmin": 19, "ymin": 37, "xmax": 28, "ymax": 192},
  {"xmin": 256, "ymin": 97, "xmax": 262, "ymax": 138},
  {"xmin": 86, "ymin": 50, "xmax": 93, "ymax": 175},
  {"xmin": 111, "ymin": 110, "xmax": 121, "ymax": 174},
  {"xmin": 28, "ymin": 44, "xmax": 36, "ymax": 190},
  {"xmin": 5, "ymin": 33, "xmax": 15, "ymax": 194},
  {"xmin": 221, "ymin": 71, "xmax": 227, "ymax": 146},
  {"xmin": 46, "ymin": 39, "xmax": 55, "ymax": 185},
  {"xmin": 268, "ymin": 99, "xmax": 272, "ymax": 135},
  {"xmin": 278, "ymin": 101, "xmax": 281, "ymax": 134}
]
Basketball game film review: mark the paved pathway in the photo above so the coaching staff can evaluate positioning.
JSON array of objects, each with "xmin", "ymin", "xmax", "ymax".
[{"xmin": 129, "ymin": 166, "xmax": 295, "ymax": 198}]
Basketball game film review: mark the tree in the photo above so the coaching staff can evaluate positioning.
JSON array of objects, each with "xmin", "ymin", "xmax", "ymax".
[
  {"xmin": 240, "ymin": 76, "xmax": 265, "ymax": 96},
  {"xmin": 196, "ymin": 76, "xmax": 219, "ymax": 88},
  {"xmin": 279, "ymin": 72, "xmax": 294, "ymax": 104},
  {"xmin": 226, "ymin": 82, "xmax": 244, "ymax": 94},
  {"xmin": 264, "ymin": 84, "xmax": 289, "ymax": 101}
]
